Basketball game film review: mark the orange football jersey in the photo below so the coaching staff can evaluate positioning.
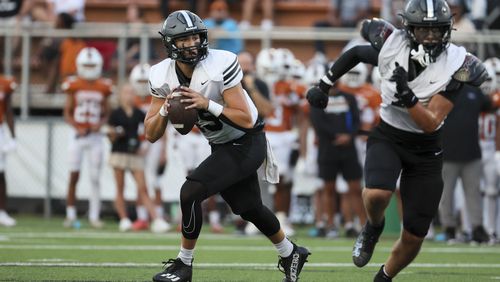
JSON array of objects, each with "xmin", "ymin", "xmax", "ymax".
[
  {"xmin": 338, "ymin": 82, "xmax": 381, "ymax": 125},
  {"xmin": 479, "ymin": 91, "xmax": 500, "ymax": 141},
  {"xmin": 134, "ymin": 95, "xmax": 152, "ymax": 113},
  {"xmin": 0, "ymin": 75, "xmax": 16, "ymax": 124},
  {"xmin": 265, "ymin": 80, "xmax": 304, "ymax": 132},
  {"xmin": 62, "ymin": 76, "xmax": 113, "ymax": 130}
]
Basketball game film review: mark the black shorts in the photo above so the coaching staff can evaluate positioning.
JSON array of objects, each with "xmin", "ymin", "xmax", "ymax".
[
  {"xmin": 187, "ymin": 132, "xmax": 266, "ymax": 215},
  {"xmin": 364, "ymin": 120, "xmax": 444, "ymax": 236},
  {"xmin": 318, "ymin": 145, "xmax": 362, "ymax": 181}
]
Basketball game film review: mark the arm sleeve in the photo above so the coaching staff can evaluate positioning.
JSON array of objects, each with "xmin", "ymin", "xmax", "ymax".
[{"xmin": 319, "ymin": 45, "xmax": 379, "ymax": 93}]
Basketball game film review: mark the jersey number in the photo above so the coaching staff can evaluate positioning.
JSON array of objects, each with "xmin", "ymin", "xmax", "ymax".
[
  {"xmin": 197, "ymin": 110, "xmax": 223, "ymax": 132},
  {"xmin": 74, "ymin": 99, "xmax": 101, "ymax": 124}
]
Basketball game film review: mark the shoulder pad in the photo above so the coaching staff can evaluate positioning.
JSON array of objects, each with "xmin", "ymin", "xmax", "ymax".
[
  {"xmin": 452, "ymin": 53, "xmax": 488, "ymax": 87},
  {"xmin": 360, "ymin": 18, "xmax": 395, "ymax": 51}
]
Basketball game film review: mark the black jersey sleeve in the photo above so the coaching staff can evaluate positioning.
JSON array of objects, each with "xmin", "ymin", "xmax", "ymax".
[
  {"xmin": 318, "ymin": 45, "xmax": 379, "ymax": 93},
  {"xmin": 360, "ymin": 18, "xmax": 395, "ymax": 52}
]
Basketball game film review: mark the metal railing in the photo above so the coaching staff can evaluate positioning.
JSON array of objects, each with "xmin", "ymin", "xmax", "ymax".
[{"xmin": 2, "ymin": 22, "xmax": 500, "ymax": 119}]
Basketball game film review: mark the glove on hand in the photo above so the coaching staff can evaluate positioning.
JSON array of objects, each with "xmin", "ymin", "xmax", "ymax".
[
  {"xmin": 306, "ymin": 86, "xmax": 329, "ymax": 109},
  {"xmin": 389, "ymin": 62, "xmax": 418, "ymax": 108}
]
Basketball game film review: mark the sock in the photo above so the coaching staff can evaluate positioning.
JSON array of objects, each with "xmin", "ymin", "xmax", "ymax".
[
  {"xmin": 136, "ymin": 205, "xmax": 148, "ymax": 221},
  {"xmin": 209, "ymin": 211, "xmax": 221, "ymax": 226},
  {"xmin": 155, "ymin": 205, "xmax": 164, "ymax": 219},
  {"xmin": 274, "ymin": 237, "xmax": 294, "ymax": 258},
  {"xmin": 66, "ymin": 206, "xmax": 77, "ymax": 220},
  {"xmin": 177, "ymin": 246, "xmax": 194, "ymax": 266},
  {"xmin": 382, "ymin": 265, "xmax": 392, "ymax": 278},
  {"xmin": 0, "ymin": 210, "xmax": 7, "ymax": 217},
  {"xmin": 88, "ymin": 185, "xmax": 101, "ymax": 222}
]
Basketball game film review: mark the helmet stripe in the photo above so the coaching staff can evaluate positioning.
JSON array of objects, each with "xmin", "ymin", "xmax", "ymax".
[
  {"xmin": 425, "ymin": 0, "xmax": 435, "ymax": 20},
  {"xmin": 180, "ymin": 10, "xmax": 194, "ymax": 27}
]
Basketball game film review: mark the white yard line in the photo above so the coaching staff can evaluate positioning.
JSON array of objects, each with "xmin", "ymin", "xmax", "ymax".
[
  {"xmin": 0, "ymin": 244, "xmax": 500, "ymax": 254},
  {"xmin": 1, "ymin": 262, "xmax": 500, "ymax": 269}
]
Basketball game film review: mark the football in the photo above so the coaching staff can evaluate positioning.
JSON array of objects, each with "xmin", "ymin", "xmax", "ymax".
[{"xmin": 168, "ymin": 92, "xmax": 198, "ymax": 135}]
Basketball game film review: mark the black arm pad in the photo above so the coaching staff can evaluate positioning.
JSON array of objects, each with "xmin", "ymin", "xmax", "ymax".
[{"xmin": 361, "ymin": 18, "xmax": 395, "ymax": 51}]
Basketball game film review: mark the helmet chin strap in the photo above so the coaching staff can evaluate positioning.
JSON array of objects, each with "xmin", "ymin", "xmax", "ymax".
[{"xmin": 410, "ymin": 44, "xmax": 431, "ymax": 67}]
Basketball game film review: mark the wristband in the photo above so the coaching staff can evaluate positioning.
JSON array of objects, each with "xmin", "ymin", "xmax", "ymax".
[
  {"xmin": 159, "ymin": 105, "xmax": 168, "ymax": 117},
  {"xmin": 207, "ymin": 100, "xmax": 223, "ymax": 117}
]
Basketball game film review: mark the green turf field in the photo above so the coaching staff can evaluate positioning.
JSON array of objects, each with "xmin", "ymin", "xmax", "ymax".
[{"xmin": 1, "ymin": 216, "xmax": 500, "ymax": 281}]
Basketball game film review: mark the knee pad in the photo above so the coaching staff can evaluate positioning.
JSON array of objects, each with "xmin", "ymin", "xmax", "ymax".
[
  {"xmin": 180, "ymin": 180, "xmax": 207, "ymax": 205},
  {"xmin": 403, "ymin": 214, "xmax": 433, "ymax": 238}
]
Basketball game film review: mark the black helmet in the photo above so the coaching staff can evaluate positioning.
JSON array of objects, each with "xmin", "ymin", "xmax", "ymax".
[
  {"xmin": 401, "ymin": 0, "xmax": 453, "ymax": 61},
  {"xmin": 159, "ymin": 10, "xmax": 209, "ymax": 65}
]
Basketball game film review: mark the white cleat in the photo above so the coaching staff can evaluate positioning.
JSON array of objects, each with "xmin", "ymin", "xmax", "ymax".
[
  {"xmin": 244, "ymin": 222, "xmax": 261, "ymax": 236},
  {"xmin": 90, "ymin": 220, "xmax": 105, "ymax": 229},
  {"xmin": 0, "ymin": 212, "xmax": 16, "ymax": 227},
  {"xmin": 119, "ymin": 218, "xmax": 132, "ymax": 232},
  {"xmin": 150, "ymin": 218, "xmax": 170, "ymax": 233}
]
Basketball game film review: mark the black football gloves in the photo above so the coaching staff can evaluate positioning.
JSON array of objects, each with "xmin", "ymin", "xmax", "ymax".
[
  {"xmin": 306, "ymin": 86, "xmax": 329, "ymax": 109},
  {"xmin": 389, "ymin": 62, "xmax": 418, "ymax": 108}
]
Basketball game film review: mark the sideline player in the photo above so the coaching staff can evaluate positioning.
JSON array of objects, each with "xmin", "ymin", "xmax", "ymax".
[
  {"xmin": 307, "ymin": 0, "xmax": 488, "ymax": 280},
  {"xmin": 0, "ymin": 74, "xmax": 16, "ymax": 227},
  {"xmin": 62, "ymin": 47, "xmax": 112, "ymax": 229}
]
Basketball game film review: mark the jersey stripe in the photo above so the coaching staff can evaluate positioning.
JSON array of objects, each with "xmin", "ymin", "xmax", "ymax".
[
  {"xmin": 224, "ymin": 68, "xmax": 242, "ymax": 86},
  {"xmin": 223, "ymin": 58, "xmax": 241, "ymax": 85}
]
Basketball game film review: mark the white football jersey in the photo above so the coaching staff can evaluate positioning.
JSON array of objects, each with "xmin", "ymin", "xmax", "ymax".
[
  {"xmin": 378, "ymin": 30, "xmax": 467, "ymax": 133},
  {"xmin": 149, "ymin": 49, "xmax": 259, "ymax": 144}
]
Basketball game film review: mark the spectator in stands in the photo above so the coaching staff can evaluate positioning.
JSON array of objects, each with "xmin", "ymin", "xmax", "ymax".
[
  {"xmin": 312, "ymin": 0, "xmax": 371, "ymax": 63},
  {"xmin": 204, "ymin": 0, "xmax": 243, "ymax": 55},
  {"xmin": 448, "ymin": 0, "xmax": 477, "ymax": 54},
  {"xmin": 106, "ymin": 83, "xmax": 170, "ymax": 233},
  {"xmin": 30, "ymin": 0, "xmax": 86, "ymax": 23},
  {"xmin": 111, "ymin": 3, "xmax": 157, "ymax": 72},
  {"xmin": 35, "ymin": 12, "xmax": 85, "ymax": 94},
  {"xmin": 239, "ymin": 0, "xmax": 273, "ymax": 30},
  {"xmin": 0, "ymin": 74, "xmax": 16, "ymax": 227},
  {"xmin": 62, "ymin": 47, "xmax": 111, "ymax": 229},
  {"xmin": 379, "ymin": 0, "xmax": 405, "ymax": 28},
  {"xmin": 439, "ymin": 84, "xmax": 492, "ymax": 244}
]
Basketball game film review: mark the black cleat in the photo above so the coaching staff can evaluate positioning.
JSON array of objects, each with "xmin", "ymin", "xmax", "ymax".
[
  {"xmin": 277, "ymin": 243, "xmax": 311, "ymax": 282},
  {"xmin": 472, "ymin": 225, "xmax": 489, "ymax": 244},
  {"xmin": 374, "ymin": 265, "xmax": 392, "ymax": 282},
  {"xmin": 352, "ymin": 220, "xmax": 384, "ymax": 267},
  {"xmin": 152, "ymin": 258, "xmax": 192, "ymax": 282}
]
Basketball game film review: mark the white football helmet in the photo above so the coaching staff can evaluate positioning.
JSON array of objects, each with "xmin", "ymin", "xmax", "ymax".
[
  {"xmin": 303, "ymin": 63, "xmax": 326, "ymax": 87},
  {"xmin": 481, "ymin": 59, "xmax": 497, "ymax": 95},
  {"xmin": 371, "ymin": 66, "xmax": 382, "ymax": 91},
  {"xmin": 274, "ymin": 48, "xmax": 296, "ymax": 79},
  {"xmin": 483, "ymin": 57, "xmax": 500, "ymax": 92},
  {"xmin": 339, "ymin": 63, "xmax": 368, "ymax": 88},
  {"xmin": 289, "ymin": 59, "xmax": 305, "ymax": 80},
  {"xmin": 129, "ymin": 63, "xmax": 151, "ymax": 97},
  {"xmin": 76, "ymin": 47, "xmax": 103, "ymax": 80},
  {"xmin": 256, "ymin": 48, "xmax": 279, "ymax": 79}
]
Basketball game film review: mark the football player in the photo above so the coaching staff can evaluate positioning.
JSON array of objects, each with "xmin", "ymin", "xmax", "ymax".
[
  {"xmin": 479, "ymin": 58, "xmax": 500, "ymax": 244},
  {"xmin": 130, "ymin": 63, "xmax": 168, "ymax": 230},
  {"xmin": 0, "ymin": 74, "xmax": 16, "ymax": 227},
  {"xmin": 307, "ymin": 0, "xmax": 488, "ymax": 280},
  {"xmin": 144, "ymin": 10, "xmax": 310, "ymax": 282},
  {"xmin": 62, "ymin": 47, "xmax": 112, "ymax": 229},
  {"xmin": 265, "ymin": 49, "xmax": 307, "ymax": 237}
]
